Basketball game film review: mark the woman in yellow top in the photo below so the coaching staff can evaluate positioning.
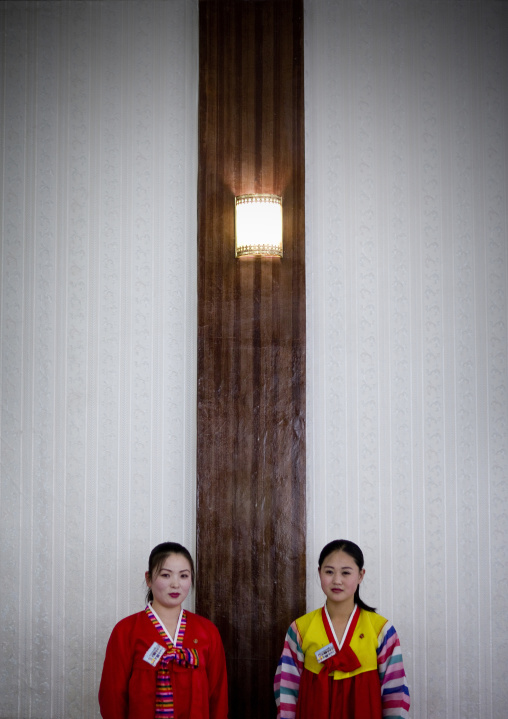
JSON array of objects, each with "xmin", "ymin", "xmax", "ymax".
[{"xmin": 274, "ymin": 539, "xmax": 410, "ymax": 719}]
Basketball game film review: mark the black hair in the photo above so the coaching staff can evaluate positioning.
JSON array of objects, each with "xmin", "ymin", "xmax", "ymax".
[
  {"xmin": 318, "ymin": 539, "xmax": 376, "ymax": 612},
  {"xmin": 145, "ymin": 542, "xmax": 195, "ymax": 604}
]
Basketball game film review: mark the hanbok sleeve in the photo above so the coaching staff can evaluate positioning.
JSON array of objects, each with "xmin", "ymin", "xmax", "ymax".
[
  {"xmin": 274, "ymin": 621, "xmax": 304, "ymax": 719},
  {"xmin": 205, "ymin": 621, "xmax": 229, "ymax": 719},
  {"xmin": 98, "ymin": 621, "xmax": 132, "ymax": 719},
  {"xmin": 376, "ymin": 621, "xmax": 411, "ymax": 719}
]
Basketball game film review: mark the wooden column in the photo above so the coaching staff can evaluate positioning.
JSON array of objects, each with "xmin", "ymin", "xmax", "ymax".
[{"xmin": 196, "ymin": 2, "xmax": 305, "ymax": 716}]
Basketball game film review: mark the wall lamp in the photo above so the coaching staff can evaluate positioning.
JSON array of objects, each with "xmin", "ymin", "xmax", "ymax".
[{"xmin": 235, "ymin": 194, "xmax": 283, "ymax": 258}]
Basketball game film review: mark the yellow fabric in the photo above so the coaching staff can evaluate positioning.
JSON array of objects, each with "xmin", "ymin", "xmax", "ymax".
[{"xmin": 296, "ymin": 607, "xmax": 387, "ymax": 679}]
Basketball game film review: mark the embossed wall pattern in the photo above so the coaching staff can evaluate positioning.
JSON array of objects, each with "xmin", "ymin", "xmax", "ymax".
[
  {"xmin": 305, "ymin": 2, "xmax": 508, "ymax": 719},
  {"xmin": 0, "ymin": 2, "xmax": 198, "ymax": 717}
]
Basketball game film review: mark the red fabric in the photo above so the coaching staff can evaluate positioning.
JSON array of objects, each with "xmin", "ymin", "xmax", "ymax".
[
  {"xmin": 98, "ymin": 610, "xmax": 228, "ymax": 719},
  {"xmin": 295, "ymin": 669, "xmax": 383, "ymax": 719},
  {"xmin": 320, "ymin": 608, "xmax": 361, "ymax": 674},
  {"xmin": 295, "ymin": 608, "xmax": 382, "ymax": 719}
]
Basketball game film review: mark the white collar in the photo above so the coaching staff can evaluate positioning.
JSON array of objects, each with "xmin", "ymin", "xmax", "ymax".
[{"xmin": 148, "ymin": 603, "xmax": 183, "ymax": 645}]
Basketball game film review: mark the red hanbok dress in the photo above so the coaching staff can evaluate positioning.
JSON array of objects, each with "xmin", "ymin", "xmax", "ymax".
[
  {"xmin": 274, "ymin": 605, "xmax": 410, "ymax": 719},
  {"xmin": 99, "ymin": 605, "xmax": 228, "ymax": 719}
]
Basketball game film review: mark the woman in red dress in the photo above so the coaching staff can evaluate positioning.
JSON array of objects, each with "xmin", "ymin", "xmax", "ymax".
[{"xmin": 99, "ymin": 542, "xmax": 228, "ymax": 719}]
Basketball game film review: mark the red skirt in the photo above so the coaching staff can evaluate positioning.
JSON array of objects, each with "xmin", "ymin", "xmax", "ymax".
[{"xmin": 295, "ymin": 668, "xmax": 383, "ymax": 719}]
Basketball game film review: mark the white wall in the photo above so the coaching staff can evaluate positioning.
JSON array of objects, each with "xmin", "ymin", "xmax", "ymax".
[
  {"xmin": 305, "ymin": 2, "xmax": 508, "ymax": 718},
  {"xmin": 0, "ymin": 2, "xmax": 198, "ymax": 717}
]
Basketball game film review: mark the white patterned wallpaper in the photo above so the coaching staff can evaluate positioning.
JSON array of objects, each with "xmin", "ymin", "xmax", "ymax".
[
  {"xmin": 305, "ymin": 2, "xmax": 508, "ymax": 718},
  {"xmin": 0, "ymin": 1, "xmax": 198, "ymax": 717}
]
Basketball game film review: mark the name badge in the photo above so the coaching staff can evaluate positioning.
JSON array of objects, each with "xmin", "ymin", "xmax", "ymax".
[
  {"xmin": 315, "ymin": 643, "xmax": 336, "ymax": 663},
  {"xmin": 143, "ymin": 642, "xmax": 166, "ymax": 667}
]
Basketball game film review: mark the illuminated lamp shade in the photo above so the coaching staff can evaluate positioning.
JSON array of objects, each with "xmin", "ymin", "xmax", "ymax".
[{"xmin": 235, "ymin": 194, "xmax": 283, "ymax": 258}]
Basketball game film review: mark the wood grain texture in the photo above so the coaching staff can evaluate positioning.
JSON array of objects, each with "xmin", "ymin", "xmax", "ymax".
[{"xmin": 196, "ymin": 1, "xmax": 306, "ymax": 716}]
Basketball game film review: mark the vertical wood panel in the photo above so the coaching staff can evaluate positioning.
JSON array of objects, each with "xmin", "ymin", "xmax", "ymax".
[{"xmin": 197, "ymin": 2, "xmax": 306, "ymax": 716}]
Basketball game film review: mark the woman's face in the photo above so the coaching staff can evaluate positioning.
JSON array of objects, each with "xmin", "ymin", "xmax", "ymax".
[
  {"xmin": 319, "ymin": 549, "xmax": 364, "ymax": 608},
  {"xmin": 146, "ymin": 553, "xmax": 193, "ymax": 612}
]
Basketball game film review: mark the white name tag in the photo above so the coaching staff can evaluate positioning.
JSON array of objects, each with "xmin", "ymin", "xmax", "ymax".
[
  {"xmin": 143, "ymin": 642, "xmax": 166, "ymax": 667},
  {"xmin": 315, "ymin": 643, "xmax": 336, "ymax": 663}
]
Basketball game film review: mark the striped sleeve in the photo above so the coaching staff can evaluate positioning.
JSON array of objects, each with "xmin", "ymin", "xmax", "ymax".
[
  {"xmin": 274, "ymin": 621, "xmax": 304, "ymax": 719},
  {"xmin": 377, "ymin": 621, "xmax": 411, "ymax": 718}
]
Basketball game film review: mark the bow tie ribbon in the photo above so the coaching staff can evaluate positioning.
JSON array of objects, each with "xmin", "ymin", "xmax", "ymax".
[
  {"xmin": 161, "ymin": 646, "xmax": 199, "ymax": 670},
  {"xmin": 321, "ymin": 642, "xmax": 361, "ymax": 674}
]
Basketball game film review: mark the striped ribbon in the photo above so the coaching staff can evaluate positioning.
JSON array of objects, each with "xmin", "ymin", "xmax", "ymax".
[{"xmin": 145, "ymin": 606, "xmax": 199, "ymax": 718}]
